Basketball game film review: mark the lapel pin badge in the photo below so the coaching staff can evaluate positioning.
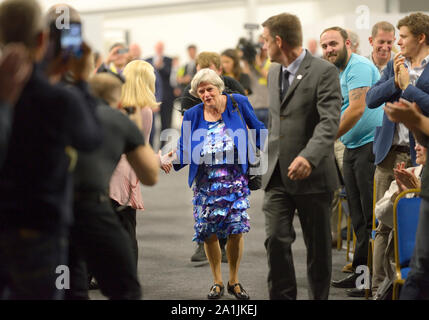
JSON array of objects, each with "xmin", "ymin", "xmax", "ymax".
[{"xmin": 297, "ymin": 74, "xmax": 302, "ymax": 80}]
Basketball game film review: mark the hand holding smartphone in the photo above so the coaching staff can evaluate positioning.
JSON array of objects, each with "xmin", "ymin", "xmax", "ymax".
[{"xmin": 61, "ymin": 22, "xmax": 83, "ymax": 58}]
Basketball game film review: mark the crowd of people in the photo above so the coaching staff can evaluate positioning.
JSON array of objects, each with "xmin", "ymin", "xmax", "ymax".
[{"xmin": 0, "ymin": 0, "xmax": 428, "ymax": 301}]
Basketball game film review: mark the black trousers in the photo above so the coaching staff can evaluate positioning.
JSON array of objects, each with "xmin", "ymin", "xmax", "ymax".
[
  {"xmin": 343, "ymin": 142, "xmax": 375, "ymax": 269},
  {"xmin": 263, "ymin": 164, "xmax": 333, "ymax": 300},
  {"xmin": 66, "ymin": 200, "xmax": 141, "ymax": 300},
  {"xmin": 111, "ymin": 199, "xmax": 138, "ymax": 267},
  {"xmin": 159, "ymin": 99, "xmax": 173, "ymax": 148}
]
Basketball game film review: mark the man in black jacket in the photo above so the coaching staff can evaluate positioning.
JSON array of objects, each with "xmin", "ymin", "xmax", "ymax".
[
  {"xmin": 67, "ymin": 73, "xmax": 159, "ymax": 300},
  {"xmin": 147, "ymin": 41, "xmax": 175, "ymax": 149},
  {"xmin": 0, "ymin": 0, "xmax": 102, "ymax": 299}
]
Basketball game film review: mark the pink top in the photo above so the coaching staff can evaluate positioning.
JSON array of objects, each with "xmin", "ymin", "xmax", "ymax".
[{"xmin": 109, "ymin": 107, "xmax": 153, "ymax": 210}]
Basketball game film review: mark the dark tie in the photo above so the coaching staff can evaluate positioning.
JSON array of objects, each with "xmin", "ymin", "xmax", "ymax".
[{"xmin": 280, "ymin": 70, "xmax": 290, "ymax": 101}]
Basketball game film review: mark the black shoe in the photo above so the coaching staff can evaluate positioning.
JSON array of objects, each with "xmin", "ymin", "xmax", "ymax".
[
  {"xmin": 88, "ymin": 277, "xmax": 99, "ymax": 290},
  {"xmin": 227, "ymin": 282, "xmax": 250, "ymax": 300},
  {"xmin": 191, "ymin": 243, "xmax": 207, "ymax": 262},
  {"xmin": 221, "ymin": 246, "xmax": 228, "ymax": 263},
  {"xmin": 331, "ymin": 273, "xmax": 358, "ymax": 289},
  {"xmin": 346, "ymin": 288, "xmax": 372, "ymax": 298},
  {"xmin": 207, "ymin": 284, "xmax": 224, "ymax": 299}
]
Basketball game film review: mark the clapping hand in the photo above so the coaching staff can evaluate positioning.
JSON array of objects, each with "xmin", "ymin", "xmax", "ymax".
[
  {"xmin": 394, "ymin": 162, "xmax": 420, "ymax": 192},
  {"xmin": 394, "ymin": 52, "xmax": 409, "ymax": 90},
  {"xmin": 158, "ymin": 149, "xmax": 177, "ymax": 173}
]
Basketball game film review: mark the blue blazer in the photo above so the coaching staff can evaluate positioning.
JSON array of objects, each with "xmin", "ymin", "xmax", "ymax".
[
  {"xmin": 173, "ymin": 93, "xmax": 266, "ymax": 187},
  {"xmin": 366, "ymin": 59, "xmax": 429, "ymax": 165}
]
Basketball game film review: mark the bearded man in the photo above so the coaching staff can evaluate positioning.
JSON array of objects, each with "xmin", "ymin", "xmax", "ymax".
[{"xmin": 320, "ymin": 26, "xmax": 383, "ymax": 297}]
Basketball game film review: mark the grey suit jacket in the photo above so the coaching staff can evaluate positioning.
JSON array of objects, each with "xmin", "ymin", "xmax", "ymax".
[{"xmin": 262, "ymin": 51, "xmax": 342, "ymax": 194}]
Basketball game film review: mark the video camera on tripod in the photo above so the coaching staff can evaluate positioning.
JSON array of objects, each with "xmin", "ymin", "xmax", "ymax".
[{"xmin": 237, "ymin": 23, "xmax": 261, "ymax": 64}]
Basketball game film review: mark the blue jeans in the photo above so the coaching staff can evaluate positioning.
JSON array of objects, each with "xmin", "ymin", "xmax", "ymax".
[
  {"xmin": 0, "ymin": 228, "xmax": 68, "ymax": 300},
  {"xmin": 400, "ymin": 197, "xmax": 429, "ymax": 300}
]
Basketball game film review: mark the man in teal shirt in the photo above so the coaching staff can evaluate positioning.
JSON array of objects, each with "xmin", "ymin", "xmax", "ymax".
[{"xmin": 320, "ymin": 26, "xmax": 383, "ymax": 297}]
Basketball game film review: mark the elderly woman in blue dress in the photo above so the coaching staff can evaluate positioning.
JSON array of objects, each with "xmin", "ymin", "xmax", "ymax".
[{"xmin": 163, "ymin": 68, "xmax": 266, "ymax": 300}]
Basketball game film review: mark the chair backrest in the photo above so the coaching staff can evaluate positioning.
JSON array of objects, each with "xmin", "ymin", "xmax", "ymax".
[
  {"xmin": 372, "ymin": 176, "xmax": 378, "ymax": 239},
  {"xmin": 393, "ymin": 189, "xmax": 421, "ymax": 276},
  {"xmin": 339, "ymin": 187, "xmax": 349, "ymax": 215}
]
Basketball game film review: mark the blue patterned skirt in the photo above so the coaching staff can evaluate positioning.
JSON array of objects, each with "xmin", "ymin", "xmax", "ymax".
[{"xmin": 192, "ymin": 164, "xmax": 251, "ymax": 243}]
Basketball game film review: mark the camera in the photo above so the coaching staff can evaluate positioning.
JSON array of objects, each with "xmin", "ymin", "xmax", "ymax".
[
  {"xmin": 44, "ymin": 21, "xmax": 83, "ymax": 63},
  {"xmin": 237, "ymin": 38, "xmax": 258, "ymax": 64}
]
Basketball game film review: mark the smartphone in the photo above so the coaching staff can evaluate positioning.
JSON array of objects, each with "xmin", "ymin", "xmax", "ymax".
[
  {"xmin": 61, "ymin": 23, "xmax": 83, "ymax": 58},
  {"xmin": 117, "ymin": 48, "xmax": 129, "ymax": 54}
]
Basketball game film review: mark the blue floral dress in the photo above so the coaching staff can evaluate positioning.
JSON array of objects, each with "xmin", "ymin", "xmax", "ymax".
[{"xmin": 192, "ymin": 119, "xmax": 250, "ymax": 243}]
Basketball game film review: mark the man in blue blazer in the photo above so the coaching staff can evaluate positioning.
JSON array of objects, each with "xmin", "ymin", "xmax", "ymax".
[
  {"xmin": 147, "ymin": 41, "xmax": 174, "ymax": 149},
  {"xmin": 366, "ymin": 12, "xmax": 429, "ymax": 297}
]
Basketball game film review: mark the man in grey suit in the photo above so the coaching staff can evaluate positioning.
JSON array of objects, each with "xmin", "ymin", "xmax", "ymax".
[{"xmin": 261, "ymin": 13, "xmax": 342, "ymax": 300}]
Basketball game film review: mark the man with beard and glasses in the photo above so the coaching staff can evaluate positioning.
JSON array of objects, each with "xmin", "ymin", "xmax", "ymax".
[{"xmin": 320, "ymin": 26, "xmax": 383, "ymax": 298}]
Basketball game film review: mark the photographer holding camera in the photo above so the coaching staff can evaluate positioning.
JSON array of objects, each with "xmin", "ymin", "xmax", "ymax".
[
  {"xmin": 97, "ymin": 43, "xmax": 129, "ymax": 75},
  {"xmin": 0, "ymin": 0, "xmax": 102, "ymax": 299}
]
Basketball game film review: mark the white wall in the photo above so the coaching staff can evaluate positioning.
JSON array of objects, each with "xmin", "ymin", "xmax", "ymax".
[
  {"xmin": 99, "ymin": 0, "xmax": 390, "ymax": 62},
  {"xmin": 27, "ymin": 0, "xmax": 428, "ymax": 64},
  {"xmin": 103, "ymin": 4, "xmax": 249, "ymax": 61}
]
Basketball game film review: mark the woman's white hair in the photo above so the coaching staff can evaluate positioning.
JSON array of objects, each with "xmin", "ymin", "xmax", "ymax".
[{"xmin": 189, "ymin": 68, "xmax": 225, "ymax": 98}]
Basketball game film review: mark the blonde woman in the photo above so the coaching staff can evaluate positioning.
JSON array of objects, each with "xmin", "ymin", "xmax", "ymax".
[{"xmin": 109, "ymin": 60, "xmax": 160, "ymax": 266}]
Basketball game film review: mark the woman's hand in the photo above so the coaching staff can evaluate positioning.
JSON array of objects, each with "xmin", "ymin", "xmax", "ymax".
[
  {"xmin": 394, "ymin": 162, "xmax": 420, "ymax": 191},
  {"xmin": 158, "ymin": 149, "xmax": 177, "ymax": 173}
]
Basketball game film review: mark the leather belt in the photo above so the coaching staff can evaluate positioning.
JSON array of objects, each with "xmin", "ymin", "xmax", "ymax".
[{"xmin": 391, "ymin": 145, "xmax": 410, "ymax": 154}]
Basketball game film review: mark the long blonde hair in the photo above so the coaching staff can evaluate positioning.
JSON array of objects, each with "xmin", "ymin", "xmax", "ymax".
[{"xmin": 121, "ymin": 60, "xmax": 160, "ymax": 109}]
